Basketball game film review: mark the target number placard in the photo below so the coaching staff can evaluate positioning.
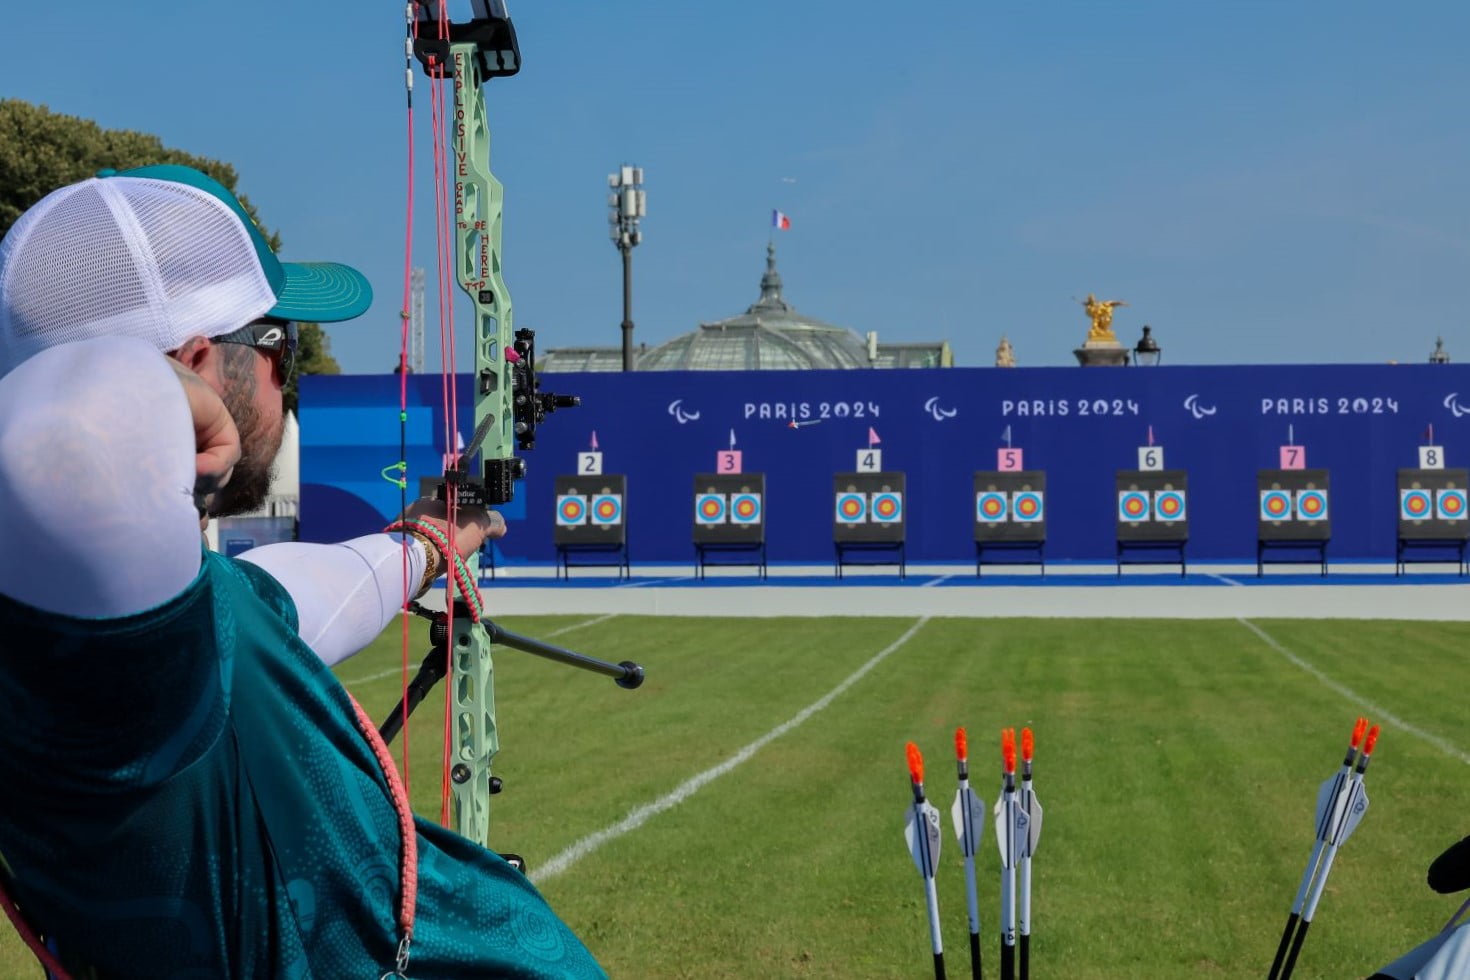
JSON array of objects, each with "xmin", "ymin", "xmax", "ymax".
[
  {"xmin": 1420, "ymin": 446, "xmax": 1446, "ymax": 470},
  {"xmin": 1280, "ymin": 446, "xmax": 1306, "ymax": 470},
  {"xmin": 716, "ymin": 451, "xmax": 743, "ymax": 474},
  {"xmin": 856, "ymin": 449, "xmax": 883, "ymax": 472},
  {"xmin": 1138, "ymin": 447, "xmax": 1164, "ymax": 471},
  {"xmin": 998, "ymin": 448, "xmax": 1024, "ymax": 471},
  {"xmin": 577, "ymin": 452, "xmax": 603, "ymax": 475}
]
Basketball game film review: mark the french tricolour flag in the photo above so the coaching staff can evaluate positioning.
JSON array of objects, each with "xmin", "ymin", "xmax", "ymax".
[{"xmin": 772, "ymin": 209, "xmax": 792, "ymax": 231}]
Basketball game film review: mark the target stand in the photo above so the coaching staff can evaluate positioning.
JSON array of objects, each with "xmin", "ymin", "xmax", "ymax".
[
  {"xmin": 693, "ymin": 474, "xmax": 767, "ymax": 579},
  {"xmin": 553, "ymin": 475, "xmax": 630, "ymax": 579},
  {"xmin": 1115, "ymin": 470, "xmax": 1189, "ymax": 576},
  {"xmin": 1257, "ymin": 469, "xmax": 1331, "ymax": 576},
  {"xmin": 1396, "ymin": 468, "xmax": 1469, "ymax": 576},
  {"xmin": 974, "ymin": 471, "xmax": 1046, "ymax": 575},
  {"xmin": 833, "ymin": 472, "xmax": 906, "ymax": 579}
]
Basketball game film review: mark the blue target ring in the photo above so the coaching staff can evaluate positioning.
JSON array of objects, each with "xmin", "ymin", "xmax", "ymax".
[{"xmin": 977, "ymin": 492, "xmax": 1009, "ymax": 523}]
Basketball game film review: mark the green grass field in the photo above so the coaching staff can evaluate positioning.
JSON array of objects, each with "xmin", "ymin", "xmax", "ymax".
[{"xmin": 4, "ymin": 614, "xmax": 1469, "ymax": 978}]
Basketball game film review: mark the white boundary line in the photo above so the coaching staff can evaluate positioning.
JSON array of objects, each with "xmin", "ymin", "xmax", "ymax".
[
  {"xmin": 1207, "ymin": 573, "xmax": 1243, "ymax": 587},
  {"xmin": 338, "ymin": 613, "xmax": 618, "ymax": 686},
  {"xmin": 1238, "ymin": 618, "xmax": 1470, "ymax": 765},
  {"xmin": 920, "ymin": 574, "xmax": 953, "ymax": 588},
  {"xmin": 530, "ymin": 616, "xmax": 932, "ymax": 884}
]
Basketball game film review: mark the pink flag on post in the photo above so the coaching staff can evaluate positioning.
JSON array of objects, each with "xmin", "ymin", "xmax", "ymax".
[
  {"xmin": 590, "ymin": 431, "xmax": 599, "ymax": 450},
  {"xmin": 868, "ymin": 427, "xmax": 881, "ymax": 448}
]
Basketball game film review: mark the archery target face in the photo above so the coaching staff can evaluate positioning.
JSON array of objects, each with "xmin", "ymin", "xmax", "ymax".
[
  {"xmin": 835, "ymin": 492, "xmax": 868, "ymax": 524},
  {"xmin": 590, "ymin": 494, "xmax": 623, "ymax": 525},
  {"xmin": 1117, "ymin": 490, "xmax": 1151, "ymax": 522},
  {"xmin": 976, "ymin": 491, "xmax": 1009, "ymax": 523},
  {"xmin": 1401, "ymin": 488, "xmax": 1434, "ymax": 521},
  {"xmin": 1438, "ymin": 488, "xmax": 1468, "ymax": 521},
  {"xmin": 1012, "ymin": 491, "xmax": 1044, "ymax": 523},
  {"xmin": 730, "ymin": 493, "xmax": 763, "ymax": 525},
  {"xmin": 1260, "ymin": 489, "xmax": 1293, "ymax": 522},
  {"xmin": 1154, "ymin": 489, "xmax": 1187, "ymax": 523},
  {"xmin": 870, "ymin": 492, "xmax": 903, "ymax": 524},
  {"xmin": 1295, "ymin": 489, "xmax": 1329, "ymax": 521},
  {"xmin": 556, "ymin": 494, "xmax": 588, "ymax": 526},
  {"xmin": 695, "ymin": 493, "xmax": 727, "ymax": 525}
]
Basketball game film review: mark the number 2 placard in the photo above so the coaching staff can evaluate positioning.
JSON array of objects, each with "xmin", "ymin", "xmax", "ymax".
[{"xmin": 577, "ymin": 452, "xmax": 603, "ymax": 475}]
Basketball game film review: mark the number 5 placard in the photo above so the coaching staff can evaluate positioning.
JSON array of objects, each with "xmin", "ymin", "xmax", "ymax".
[{"xmin": 998, "ymin": 448, "xmax": 1024, "ymax": 471}]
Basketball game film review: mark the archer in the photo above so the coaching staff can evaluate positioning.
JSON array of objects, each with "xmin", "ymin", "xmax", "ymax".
[{"xmin": 0, "ymin": 166, "xmax": 606, "ymax": 978}]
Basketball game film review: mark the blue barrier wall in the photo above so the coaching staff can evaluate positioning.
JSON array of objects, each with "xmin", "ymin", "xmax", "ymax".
[{"xmin": 300, "ymin": 364, "xmax": 1470, "ymax": 563}]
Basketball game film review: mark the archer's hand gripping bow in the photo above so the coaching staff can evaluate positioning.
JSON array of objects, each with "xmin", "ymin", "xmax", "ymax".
[{"xmin": 381, "ymin": 0, "xmax": 644, "ymax": 855}]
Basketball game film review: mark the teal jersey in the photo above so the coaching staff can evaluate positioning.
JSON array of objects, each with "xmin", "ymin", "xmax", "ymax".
[{"xmin": 0, "ymin": 550, "xmax": 606, "ymax": 979}]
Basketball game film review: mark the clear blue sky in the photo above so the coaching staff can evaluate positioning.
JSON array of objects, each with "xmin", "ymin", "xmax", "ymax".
[{"xmin": 5, "ymin": 1, "xmax": 1469, "ymax": 372}]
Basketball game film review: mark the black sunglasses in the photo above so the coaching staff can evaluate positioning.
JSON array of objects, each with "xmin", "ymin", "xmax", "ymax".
[{"xmin": 214, "ymin": 319, "xmax": 298, "ymax": 381}]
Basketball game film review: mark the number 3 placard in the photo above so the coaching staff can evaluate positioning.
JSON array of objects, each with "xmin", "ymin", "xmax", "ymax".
[{"xmin": 716, "ymin": 450, "xmax": 743, "ymax": 474}]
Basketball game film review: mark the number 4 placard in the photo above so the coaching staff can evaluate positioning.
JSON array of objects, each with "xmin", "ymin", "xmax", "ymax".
[
  {"xmin": 856, "ymin": 449, "xmax": 882, "ymax": 472},
  {"xmin": 1138, "ymin": 446, "xmax": 1164, "ymax": 471},
  {"xmin": 577, "ymin": 452, "xmax": 603, "ymax": 475},
  {"xmin": 1421, "ymin": 446, "xmax": 1445, "ymax": 470}
]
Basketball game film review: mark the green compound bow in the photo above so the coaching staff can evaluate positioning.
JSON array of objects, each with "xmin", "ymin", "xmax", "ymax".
[{"xmin": 380, "ymin": 0, "xmax": 643, "ymax": 854}]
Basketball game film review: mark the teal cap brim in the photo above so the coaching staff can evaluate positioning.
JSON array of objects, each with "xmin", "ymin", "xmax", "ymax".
[{"xmin": 270, "ymin": 261, "xmax": 373, "ymax": 322}]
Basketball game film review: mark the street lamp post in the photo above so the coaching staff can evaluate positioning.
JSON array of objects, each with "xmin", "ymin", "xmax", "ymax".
[
  {"xmin": 1133, "ymin": 325, "xmax": 1162, "ymax": 366},
  {"xmin": 608, "ymin": 165, "xmax": 646, "ymax": 371}
]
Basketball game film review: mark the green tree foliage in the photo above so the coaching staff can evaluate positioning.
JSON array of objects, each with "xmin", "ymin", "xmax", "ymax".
[{"xmin": 0, "ymin": 99, "xmax": 340, "ymax": 409}]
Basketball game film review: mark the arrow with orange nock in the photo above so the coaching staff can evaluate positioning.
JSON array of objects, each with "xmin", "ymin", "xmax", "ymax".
[
  {"xmin": 905, "ymin": 742, "xmax": 947, "ymax": 980},
  {"xmin": 950, "ymin": 727, "xmax": 986, "ymax": 980}
]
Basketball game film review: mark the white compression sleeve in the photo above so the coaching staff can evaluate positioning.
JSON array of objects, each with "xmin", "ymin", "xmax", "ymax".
[
  {"xmin": 235, "ymin": 534, "xmax": 428, "ymax": 668},
  {"xmin": 0, "ymin": 338, "xmax": 201, "ymax": 617}
]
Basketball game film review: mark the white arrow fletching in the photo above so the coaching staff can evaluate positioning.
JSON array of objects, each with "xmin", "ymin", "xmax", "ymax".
[
  {"xmin": 1314, "ymin": 771, "xmax": 1349, "ymax": 841},
  {"xmin": 906, "ymin": 801, "xmax": 943, "ymax": 877},
  {"xmin": 1023, "ymin": 792, "xmax": 1044, "ymax": 857},
  {"xmin": 1334, "ymin": 784, "xmax": 1369, "ymax": 845},
  {"xmin": 994, "ymin": 796, "xmax": 1023, "ymax": 869},
  {"xmin": 951, "ymin": 786, "xmax": 986, "ymax": 857}
]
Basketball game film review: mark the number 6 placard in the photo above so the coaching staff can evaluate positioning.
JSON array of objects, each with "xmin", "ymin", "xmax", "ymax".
[{"xmin": 1138, "ymin": 446, "xmax": 1163, "ymax": 471}]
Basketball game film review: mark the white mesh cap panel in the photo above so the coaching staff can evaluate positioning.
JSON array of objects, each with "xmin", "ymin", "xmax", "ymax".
[{"xmin": 0, "ymin": 176, "xmax": 275, "ymax": 376}]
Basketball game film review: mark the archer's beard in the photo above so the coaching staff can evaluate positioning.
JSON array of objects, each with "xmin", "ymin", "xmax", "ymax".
[{"xmin": 213, "ymin": 390, "xmax": 285, "ymax": 518}]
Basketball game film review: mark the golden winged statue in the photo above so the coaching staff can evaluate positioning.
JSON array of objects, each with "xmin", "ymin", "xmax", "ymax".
[{"xmin": 1081, "ymin": 293, "xmax": 1128, "ymax": 342}]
